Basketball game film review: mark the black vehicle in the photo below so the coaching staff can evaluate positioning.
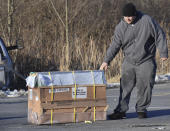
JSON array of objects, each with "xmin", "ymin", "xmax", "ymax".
[{"xmin": 0, "ymin": 38, "xmax": 24, "ymax": 89}]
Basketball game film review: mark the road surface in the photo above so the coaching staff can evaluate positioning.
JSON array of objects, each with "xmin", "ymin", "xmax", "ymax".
[{"xmin": 0, "ymin": 83, "xmax": 170, "ymax": 131}]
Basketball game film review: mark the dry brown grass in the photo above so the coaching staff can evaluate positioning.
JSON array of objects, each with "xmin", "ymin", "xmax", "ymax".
[{"xmin": 0, "ymin": 0, "xmax": 169, "ymax": 88}]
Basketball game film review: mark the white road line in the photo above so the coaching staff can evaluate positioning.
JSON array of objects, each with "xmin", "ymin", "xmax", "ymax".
[
  {"xmin": 106, "ymin": 96, "xmax": 119, "ymax": 98},
  {"xmin": 148, "ymin": 106, "xmax": 170, "ymax": 109},
  {"xmin": 153, "ymin": 92, "xmax": 170, "ymax": 96},
  {"xmin": 107, "ymin": 92, "xmax": 170, "ymax": 98},
  {"xmin": 129, "ymin": 106, "xmax": 170, "ymax": 110}
]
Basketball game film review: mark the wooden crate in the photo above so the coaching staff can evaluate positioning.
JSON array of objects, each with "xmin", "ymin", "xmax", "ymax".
[{"xmin": 28, "ymin": 85, "xmax": 107, "ymax": 124}]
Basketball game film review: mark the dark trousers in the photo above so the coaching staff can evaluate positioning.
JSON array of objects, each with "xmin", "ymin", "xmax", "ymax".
[{"xmin": 114, "ymin": 59, "xmax": 157, "ymax": 113}]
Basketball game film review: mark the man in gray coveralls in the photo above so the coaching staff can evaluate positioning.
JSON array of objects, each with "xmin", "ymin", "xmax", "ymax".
[{"xmin": 100, "ymin": 3, "xmax": 168, "ymax": 119}]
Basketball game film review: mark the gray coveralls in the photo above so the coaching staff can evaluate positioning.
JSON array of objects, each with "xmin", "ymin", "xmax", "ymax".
[
  {"xmin": 104, "ymin": 11, "xmax": 168, "ymax": 113},
  {"xmin": 115, "ymin": 58, "xmax": 156, "ymax": 113}
]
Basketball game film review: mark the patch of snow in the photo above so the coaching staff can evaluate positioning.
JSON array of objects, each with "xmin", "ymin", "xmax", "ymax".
[
  {"xmin": 106, "ymin": 83, "xmax": 120, "ymax": 88},
  {"xmin": 155, "ymin": 73, "xmax": 170, "ymax": 83},
  {"xmin": 0, "ymin": 90, "xmax": 7, "ymax": 97},
  {"xmin": 0, "ymin": 89, "xmax": 28, "ymax": 98}
]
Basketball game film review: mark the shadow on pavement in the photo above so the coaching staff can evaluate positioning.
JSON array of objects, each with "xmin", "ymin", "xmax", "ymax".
[
  {"xmin": 0, "ymin": 101, "xmax": 26, "ymax": 104},
  {"xmin": 127, "ymin": 109, "xmax": 170, "ymax": 118},
  {"xmin": 0, "ymin": 115, "xmax": 27, "ymax": 120}
]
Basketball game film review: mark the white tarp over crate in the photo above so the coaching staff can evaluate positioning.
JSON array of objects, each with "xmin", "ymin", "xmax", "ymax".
[{"xmin": 26, "ymin": 70, "xmax": 106, "ymax": 88}]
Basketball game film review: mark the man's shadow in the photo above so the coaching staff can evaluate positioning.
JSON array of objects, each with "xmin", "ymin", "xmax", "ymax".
[{"xmin": 126, "ymin": 109, "xmax": 170, "ymax": 118}]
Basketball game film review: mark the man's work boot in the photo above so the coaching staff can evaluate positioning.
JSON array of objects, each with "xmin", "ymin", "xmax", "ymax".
[
  {"xmin": 137, "ymin": 112, "xmax": 147, "ymax": 119},
  {"xmin": 108, "ymin": 112, "xmax": 126, "ymax": 120}
]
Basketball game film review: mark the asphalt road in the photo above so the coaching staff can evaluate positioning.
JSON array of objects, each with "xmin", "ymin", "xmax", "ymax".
[{"xmin": 0, "ymin": 83, "xmax": 170, "ymax": 131}]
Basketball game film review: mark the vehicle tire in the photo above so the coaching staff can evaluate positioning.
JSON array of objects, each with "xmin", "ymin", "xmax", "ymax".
[{"xmin": 9, "ymin": 63, "xmax": 18, "ymax": 89}]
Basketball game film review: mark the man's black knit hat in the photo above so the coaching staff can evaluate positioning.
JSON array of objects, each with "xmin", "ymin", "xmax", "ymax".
[{"xmin": 122, "ymin": 3, "xmax": 137, "ymax": 16}]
